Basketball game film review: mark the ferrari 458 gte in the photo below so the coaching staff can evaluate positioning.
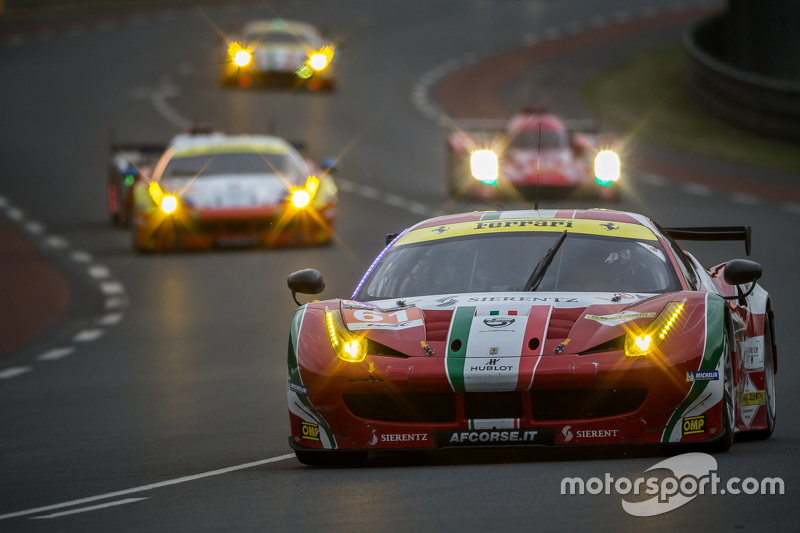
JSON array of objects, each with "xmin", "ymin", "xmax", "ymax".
[{"xmin": 286, "ymin": 209, "xmax": 775, "ymax": 466}]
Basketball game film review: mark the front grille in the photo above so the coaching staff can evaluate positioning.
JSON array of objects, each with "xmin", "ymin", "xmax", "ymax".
[
  {"xmin": 464, "ymin": 392, "xmax": 524, "ymax": 419},
  {"xmin": 531, "ymin": 389, "xmax": 647, "ymax": 420},
  {"xmin": 343, "ymin": 393, "xmax": 456, "ymax": 423}
]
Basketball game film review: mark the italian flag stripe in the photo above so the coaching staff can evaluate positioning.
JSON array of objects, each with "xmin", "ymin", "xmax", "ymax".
[
  {"xmin": 661, "ymin": 294, "xmax": 725, "ymax": 442},
  {"xmin": 446, "ymin": 306, "xmax": 476, "ymax": 392}
]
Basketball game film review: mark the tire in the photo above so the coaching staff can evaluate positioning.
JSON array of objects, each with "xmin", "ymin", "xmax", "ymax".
[
  {"xmin": 294, "ymin": 449, "xmax": 368, "ymax": 467},
  {"xmin": 751, "ymin": 314, "xmax": 777, "ymax": 439},
  {"xmin": 706, "ymin": 325, "xmax": 734, "ymax": 453}
]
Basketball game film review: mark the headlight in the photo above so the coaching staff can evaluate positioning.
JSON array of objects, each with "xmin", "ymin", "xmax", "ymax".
[
  {"xmin": 160, "ymin": 195, "xmax": 178, "ymax": 214},
  {"xmin": 228, "ymin": 42, "xmax": 252, "ymax": 67},
  {"xmin": 290, "ymin": 176, "xmax": 319, "ymax": 209},
  {"xmin": 233, "ymin": 50, "xmax": 251, "ymax": 67},
  {"xmin": 291, "ymin": 189, "xmax": 311, "ymax": 208},
  {"xmin": 595, "ymin": 150, "xmax": 620, "ymax": 185},
  {"xmin": 308, "ymin": 53, "xmax": 328, "ymax": 71},
  {"xmin": 325, "ymin": 308, "xmax": 366, "ymax": 362},
  {"xmin": 624, "ymin": 301, "xmax": 686, "ymax": 357},
  {"xmin": 470, "ymin": 149, "xmax": 499, "ymax": 185}
]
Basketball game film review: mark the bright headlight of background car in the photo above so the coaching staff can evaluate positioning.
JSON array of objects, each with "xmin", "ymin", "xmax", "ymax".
[
  {"xmin": 325, "ymin": 308, "xmax": 367, "ymax": 363},
  {"xmin": 148, "ymin": 182, "xmax": 179, "ymax": 214},
  {"xmin": 160, "ymin": 195, "xmax": 178, "ymax": 214},
  {"xmin": 308, "ymin": 53, "xmax": 328, "ymax": 71},
  {"xmin": 624, "ymin": 300, "xmax": 686, "ymax": 357},
  {"xmin": 595, "ymin": 150, "xmax": 620, "ymax": 185},
  {"xmin": 290, "ymin": 175, "xmax": 320, "ymax": 209},
  {"xmin": 228, "ymin": 42, "xmax": 252, "ymax": 67},
  {"xmin": 470, "ymin": 149, "xmax": 499, "ymax": 185}
]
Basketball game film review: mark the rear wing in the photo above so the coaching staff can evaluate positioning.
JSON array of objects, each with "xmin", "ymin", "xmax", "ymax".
[{"xmin": 664, "ymin": 226, "xmax": 752, "ymax": 256}]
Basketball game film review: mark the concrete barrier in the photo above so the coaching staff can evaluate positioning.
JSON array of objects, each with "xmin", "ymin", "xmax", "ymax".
[{"xmin": 684, "ymin": 16, "xmax": 800, "ymax": 142}]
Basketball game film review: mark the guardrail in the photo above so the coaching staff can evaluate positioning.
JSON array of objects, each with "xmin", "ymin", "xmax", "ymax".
[{"xmin": 684, "ymin": 16, "xmax": 800, "ymax": 142}]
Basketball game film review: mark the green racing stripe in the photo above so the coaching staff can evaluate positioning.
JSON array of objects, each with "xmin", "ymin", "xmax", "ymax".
[
  {"xmin": 446, "ymin": 306, "xmax": 476, "ymax": 392},
  {"xmin": 661, "ymin": 294, "xmax": 725, "ymax": 442}
]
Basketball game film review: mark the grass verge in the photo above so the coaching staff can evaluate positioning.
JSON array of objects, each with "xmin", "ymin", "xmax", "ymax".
[{"xmin": 583, "ymin": 44, "xmax": 800, "ymax": 175}]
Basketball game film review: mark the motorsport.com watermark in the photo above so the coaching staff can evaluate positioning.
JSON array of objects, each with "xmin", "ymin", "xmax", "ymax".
[{"xmin": 561, "ymin": 452, "xmax": 784, "ymax": 517}]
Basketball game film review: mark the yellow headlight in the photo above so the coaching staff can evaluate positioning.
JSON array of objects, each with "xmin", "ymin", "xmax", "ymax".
[
  {"xmin": 624, "ymin": 301, "xmax": 686, "ymax": 356},
  {"xmin": 325, "ymin": 309, "xmax": 367, "ymax": 362},
  {"xmin": 595, "ymin": 150, "xmax": 620, "ymax": 183},
  {"xmin": 470, "ymin": 149, "xmax": 499, "ymax": 185},
  {"xmin": 308, "ymin": 53, "xmax": 328, "ymax": 71},
  {"xmin": 292, "ymin": 189, "xmax": 311, "ymax": 209},
  {"xmin": 233, "ymin": 50, "xmax": 251, "ymax": 67},
  {"xmin": 160, "ymin": 195, "xmax": 178, "ymax": 214}
]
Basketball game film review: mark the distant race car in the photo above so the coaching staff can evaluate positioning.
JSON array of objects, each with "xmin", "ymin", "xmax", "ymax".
[
  {"xmin": 130, "ymin": 129, "xmax": 338, "ymax": 251},
  {"xmin": 286, "ymin": 209, "xmax": 775, "ymax": 465},
  {"xmin": 446, "ymin": 108, "xmax": 621, "ymax": 200},
  {"xmin": 221, "ymin": 19, "xmax": 337, "ymax": 90}
]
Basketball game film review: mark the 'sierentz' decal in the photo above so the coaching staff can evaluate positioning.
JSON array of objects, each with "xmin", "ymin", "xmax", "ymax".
[{"xmin": 446, "ymin": 306, "xmax": 475, "ymax": 392}]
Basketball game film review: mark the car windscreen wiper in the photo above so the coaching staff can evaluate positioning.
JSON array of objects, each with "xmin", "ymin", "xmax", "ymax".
[{"xmin": 523, "ymin": 230, "xmax": 568, "ymax": 291}]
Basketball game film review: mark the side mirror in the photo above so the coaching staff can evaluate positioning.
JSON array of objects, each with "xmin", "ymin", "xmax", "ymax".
[
  {"xmin": 320, "ymin": 157, "xmax": 340, "ymax": 173},
  {"xmin": 288, "ymin": 269, "xmax": 325, "ymax": 305},
  {"xmin": 721, "ymin": 259, "xmax": 761, "ymax": 300}
]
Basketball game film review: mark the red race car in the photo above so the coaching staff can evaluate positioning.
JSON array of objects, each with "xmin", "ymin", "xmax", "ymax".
[
  {"xmin": 286, "ymin": 209, "xmax": 775, "ymax": 465},
  {"xmin": 446, "ymin": 108, "xmax": 620, "ymax": 201}
]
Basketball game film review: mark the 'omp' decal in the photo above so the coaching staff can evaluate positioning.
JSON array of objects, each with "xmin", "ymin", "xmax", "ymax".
[
  {"xmin": 584, "ymin": 311, "xmax": 656, "ymax": 326},
  {"xmin": 682, "ymin": 415, "xmax": 706, "ymax": 435}
]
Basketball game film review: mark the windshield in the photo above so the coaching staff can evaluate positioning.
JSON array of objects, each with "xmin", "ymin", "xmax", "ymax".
[
  {"xmin": 247, "ymin": 31, "xmax": 311, "ymax": 45},
  {"xmin": 161, "ymin": 152, "xmax": 303, "ymax": 181},
  {"xmin": 509, "ymin": 129, "xmax": 568, "ymax": 150},
  {"xmin": 355, "ymin": 233, "xmax": 681, "ymax": 301}
]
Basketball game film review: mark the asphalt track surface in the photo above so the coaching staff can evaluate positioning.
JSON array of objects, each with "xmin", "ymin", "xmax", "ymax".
[{"xmin": 0, "ymin": 0, "xmax": 798, "ymax": 530}]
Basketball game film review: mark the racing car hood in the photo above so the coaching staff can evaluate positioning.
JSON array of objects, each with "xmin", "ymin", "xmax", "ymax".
[
  {"xmin": 161, "ymin": 174, "xmax": 293, "ymax": 210},
  {"xmin": 340, "ymin": 291, "xmax": 707, "ymax": 358}
]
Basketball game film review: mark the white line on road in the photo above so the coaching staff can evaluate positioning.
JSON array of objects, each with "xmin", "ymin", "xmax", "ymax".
[
  {"xmin": 46, "ymin": 235, "xmax": 69, "ymax": 249},
  {"xmin": 88, "ymin": 265, "xmax": 111, "ymax": 279},
  {"xmin": 24, "ymin": 221, "xmax": 45, "ymax": 234},
  {"xmin": 37, "ymin": 347, "xmax": 75, "ymax": 361},
  {"xmin": 6, "ymin": 207, "xmax": 24, "ymax": 220},
  {"xmin": 784, "ymin": 203, "xmax": 800, "ymax": 214},
  {"xmin": 73, "ymin": 329, "xmax": 104, "ymax": 342},
  {"xmin": 638, "ymin": 173, "xmax": 668, "ymax": 187},
  {"xmin": 683, "ymin": 183, "xmax": 713, "ymax": 196},
  {"xmin": 0, "ymin": 367, "xmax": 33, "ymax": 379},
  {"xmin": 71, "ymin": 250, "xmax": 93, "ymax": 263},
  {"xmin": 0, "ymin": 195, "xmax": 8, "ymax": 208},
  {"xmin": 97, "ymin": 313, "xmax": 124, "ymax": 326},
  {"xmin": 105, "ymin": 296, "xmax": 127, "ymax": 309},
  {"xmin": 731, "ymin": 193, "xmax": 759, "ymax": 205},
  {"xmin": 31, "ymin": 498, "xmax": 148, "ymax": 519},
  {"xmin": 101, "ymin": 282, "xmax": 125, "ymax": 295},
  {"xmin": 0, "ymin": 454, "xmax": 294, "ymax": 520}
]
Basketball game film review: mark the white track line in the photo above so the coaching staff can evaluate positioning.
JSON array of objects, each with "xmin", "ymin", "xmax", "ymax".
[
  {"xmin": 88, "ymin": 265, "xmax": 111, "ymax": 279},
  {"xmin": 0, "ymin": 454, "xmax": 294, "ymax": 520},
  {"xmin": 97, "ymin": 313, "xmax": 124, "ymax": 326},
  {"xmin": 6, "ymin": 208, "xmax": 23, "ymax": 221},
  {"xmin": 73, "ymin": 329, "xmax": 104, "ymax": 342},
  {"xmin": 37, "ymin": 347, "xmax": 75, "ymax": 361},
  {"xmin": 683, "ymin": 183, "xmax": 713, "ymax": 196},
  {"xmin": 71, "ymin": 250, "xmax": 93, "ymax": 263},
  {"xmin": 100, "ymin": 282, "xmax": 125, "ymax": 295},
  {"xmin": 105, "ymin": 296, "xmax": 127, "ymax": 309},
  {"xmin": 24, "ymin": 221, "xmax": 45, "ymax": 234},
  {"xmin": 31, "ymin": 498, "xmax": 148, "ymax": 519},
  {"xmin": 0, "ymin": 367, "xmax": 33, "ymax": 379},
  {"xmin": 45, "ymin": 235, "xmax": 69, "ymax": 249}
]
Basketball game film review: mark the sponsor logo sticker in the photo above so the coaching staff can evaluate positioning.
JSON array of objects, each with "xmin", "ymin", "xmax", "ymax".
[
  {"xmin": 584, "ymin": 311, "xmax": 656, "ymax": 326},
  {"xmin": 288, "ymin": 379, "xmax": 308, "ymax": 396},
  {"xmin": 483, "ymin": 318, "xmax": 515, "ymax": 328},
  {"xmin": 380, "ymin": 433, "xmax": 429, "ymax": 443},
  {"xmin": 686, "ymin": 370, "xmax": 719, "ymax": 382},
  {"xmin": 682, "ymin": 415, "xmax": 706, "ymax": 435},
  {"xmin": 435, "ymin": 429, "xmax": 555, "ymax": 447},
  {"xmin": 300, "ymin": 422, "xmax": 320, "ymax": 441},
  {"xmin": 741, "ymin": 391, "xmax": 766, "ymax": 406}
]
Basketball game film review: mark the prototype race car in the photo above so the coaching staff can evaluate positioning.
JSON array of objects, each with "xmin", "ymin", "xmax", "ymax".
[
  {"xmin": 447, "ymin": 108, "xmax": 621, "ymax": 200},
  {"xmin": 130, "ymin": 130, "xmax": 337, "ymax": 251},
  {"xmin": 221, "ymin": 19, "xmax": 337, "ymax": 90},
  {"xmin": 286, "ymin": 209, "xmax": 775, "ymax": 465}
]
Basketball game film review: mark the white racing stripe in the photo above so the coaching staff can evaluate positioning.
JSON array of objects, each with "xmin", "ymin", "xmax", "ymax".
[
  {"xmin": 31, "ymin": 498, "xmax": 148, "ymax": 519},
  {"xmin": 37, "ymin": 347, "xmax": 75, "ymax": 361},
  {"xmin": 0, "ymin": 454, "xmax": 294, "ymax": 521},
  {"xmin": 0, "ymin": 367, "xmax": 32, "ymax": 379}
]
